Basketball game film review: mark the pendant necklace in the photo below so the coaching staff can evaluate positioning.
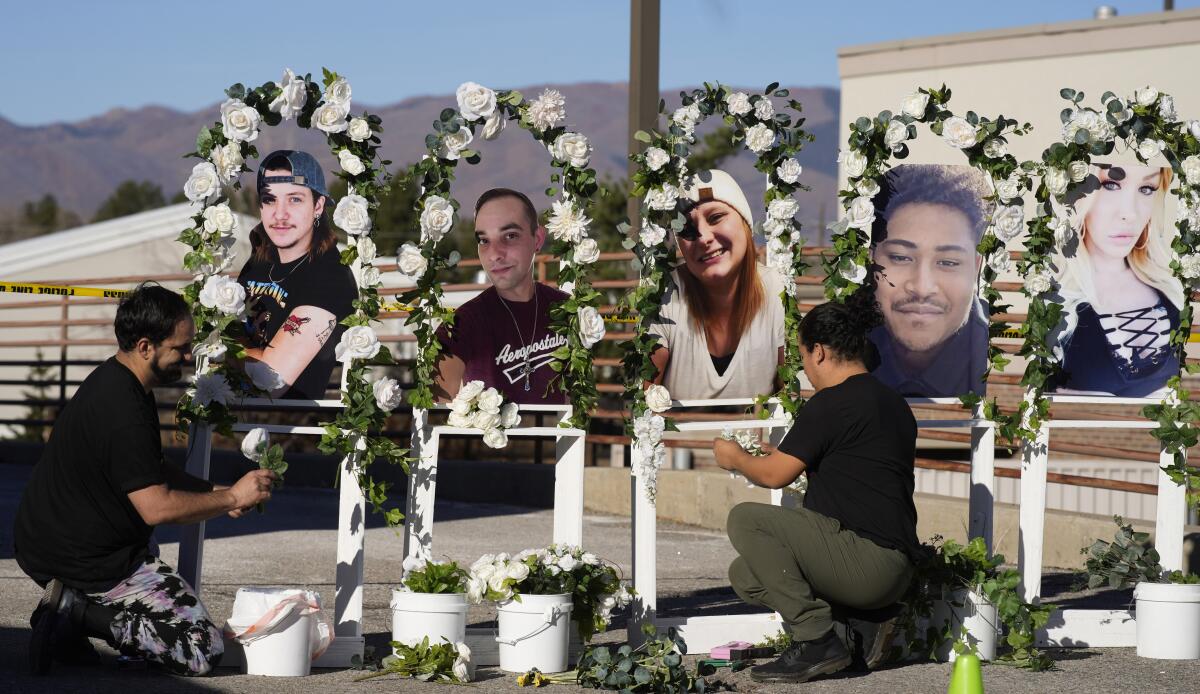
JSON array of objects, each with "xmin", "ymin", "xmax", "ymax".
[
  {"xmin": 266, "ymin": 254, "xmax": 309, "ymax": 293},
  {"xmin": 498, "ymin": 286, "xmax": 539, "ymax": 392}
]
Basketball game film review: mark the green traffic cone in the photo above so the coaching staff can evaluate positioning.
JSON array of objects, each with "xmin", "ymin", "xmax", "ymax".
[{"xmin": 947, "ymin": 652, "xmax": 983, "ymax": 694}]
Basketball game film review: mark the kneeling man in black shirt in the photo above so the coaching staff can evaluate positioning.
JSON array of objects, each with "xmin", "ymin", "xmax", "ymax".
[
  {"xmin": 714, "ymin": 295, "xmax": 920, "ymax": 684},
  {"xmin": 14, "ymin": 285, "xmax": 276, "ymax": 676}
]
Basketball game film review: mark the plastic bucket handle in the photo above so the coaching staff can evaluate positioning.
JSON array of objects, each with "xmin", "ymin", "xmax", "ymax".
[{"xmin": 495, "ymin": 604, "xmax": 567, "ymax": 646}]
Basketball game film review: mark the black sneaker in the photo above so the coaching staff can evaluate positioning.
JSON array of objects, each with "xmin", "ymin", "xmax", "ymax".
[
  {"xmin": 749, "ymin": 630, "xmax": 851, "ymax": 683},
  {"xmin": 835, "ymin": 603, "xmax": 903, "ymax": 672}
]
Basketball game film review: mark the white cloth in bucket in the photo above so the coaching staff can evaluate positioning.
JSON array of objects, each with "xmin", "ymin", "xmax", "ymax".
[{"xmin": 224, "ymin": 587, "xmax": 334, "ymax": 661}]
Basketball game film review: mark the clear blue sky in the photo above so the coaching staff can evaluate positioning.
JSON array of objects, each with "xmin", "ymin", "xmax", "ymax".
[{"xmin": 3, "ymin": 0, "xmax": 1194, "ymax": 125}]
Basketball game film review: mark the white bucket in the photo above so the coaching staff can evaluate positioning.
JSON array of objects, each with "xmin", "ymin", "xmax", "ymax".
[
  {"xmin": 931, "ymin": 588, "xmax": 998, "ymax": 662},
  {"xmin": 1134, "ymin": 581, "xmax": 1200, "ymax": 660},
  {"xmin": 495, "ymin": 593, "xmax": 574, "ymax": 673},
  {"xmin": 391, "ymin": 590, "xmax": 468, "ymax": 649},
  {"xmin": 225, "ymin": 587, "xmax": 333, "ymax": 677}
]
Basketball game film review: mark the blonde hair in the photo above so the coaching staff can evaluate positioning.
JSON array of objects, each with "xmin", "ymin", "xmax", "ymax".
[
  {"xmin": 1054, "ymin": 167, "xmax": 1182, "ymax": 345},
  {"xmin": 676, "ymin": 218, "xmax": 765, "ymax": 349}
]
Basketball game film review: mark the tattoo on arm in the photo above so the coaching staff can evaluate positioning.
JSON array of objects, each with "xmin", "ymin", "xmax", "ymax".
[
  {"xmin": 282, "ymin": 314, "xmax": 310, "ymax": 336},
  {"xmin": 316, "ymin": 319, "xmax": 335, "ymax": 346}
]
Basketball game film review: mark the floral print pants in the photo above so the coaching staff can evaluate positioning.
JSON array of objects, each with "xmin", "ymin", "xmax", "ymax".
[{"xmin": 88, "ymin": 557, "xmax": 223, "ymax": 676}]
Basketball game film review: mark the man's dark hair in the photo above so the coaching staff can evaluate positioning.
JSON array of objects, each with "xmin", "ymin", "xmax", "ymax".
[
  {"xmin": 474, "ymin": 188, "xmax": 538, "ymax": 233},
  {"xmin": 871, "ymin": 164, "xmax": 992, "ymax": 246},
  {"xmin": 114, "ymin": 283, "xmax": 191, "ymax": 352},
  {"xmin": 800, "ymin": 289, "xmax": 883, "ymax": 369},
  {"xmin": 250, "ymin": 153, "xmax": 335, "ymax": 262}
]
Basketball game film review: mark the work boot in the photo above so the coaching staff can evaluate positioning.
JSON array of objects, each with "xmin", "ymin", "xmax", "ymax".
[
  {"xmin": 749, "ymin": 629, "xmax": 851, "ymax": 683},
  {"xmin": 29, "ymin": 579, "xmax": 88, "ymax": 675},
  {"xmin": 835, "ymin": 603, "xmax": 904, "ymax": 671}
]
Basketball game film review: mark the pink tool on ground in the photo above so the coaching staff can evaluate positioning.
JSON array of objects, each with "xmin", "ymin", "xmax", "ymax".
[{"xmin": 709, "ymin": 641, "xmax": 754, "ymax": 659}]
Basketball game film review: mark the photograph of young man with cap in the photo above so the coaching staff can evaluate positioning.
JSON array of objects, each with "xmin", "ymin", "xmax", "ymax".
[
  {"xmin": 648, "ymin": 169, "xmax": 785, "ymax": 399},
  {"xmin": 434, "ymin": 188, "xmax": 569, "ymax": 404},
  {"xmin": 867, "ymin": 164, "xmax": 992, "ymax": 398},
  {"xmin": 237, "ymin": 150, "xmax": 357, "ymax": 400}
]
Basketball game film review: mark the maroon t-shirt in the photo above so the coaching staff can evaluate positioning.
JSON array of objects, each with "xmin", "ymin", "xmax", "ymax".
[{"xmin": 438, "ymin": 283, "xmax": 569, "ymax": 404}]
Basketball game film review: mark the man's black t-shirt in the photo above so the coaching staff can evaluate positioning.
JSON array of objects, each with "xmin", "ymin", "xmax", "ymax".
[
  {"xmin": 238, "ymin": 245, "xmax": 356, "ymax": 399},
  {"xmin": 777, "ymin": 373, "xmax": 921, "ymax": 560},
  {"xmin": 14, "ymin": 358, "xmax": 167, "ymax": 592}
]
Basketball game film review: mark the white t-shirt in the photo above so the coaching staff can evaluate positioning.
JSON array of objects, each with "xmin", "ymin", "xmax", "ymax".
[{"xmin": 648, "ymin": 265, "xmax": 787, "ymax": 400}]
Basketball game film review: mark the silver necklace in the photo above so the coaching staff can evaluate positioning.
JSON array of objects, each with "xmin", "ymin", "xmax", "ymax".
[
  {"xmin": 497, "ymin": 285, "xmax": 539, "ymax": 392},
  {"xmin": 267, "ymin": 254, "xmax": 309, "ymax": 285}
]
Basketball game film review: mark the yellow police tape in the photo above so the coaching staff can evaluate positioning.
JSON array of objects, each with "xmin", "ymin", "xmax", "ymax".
[{"xmin": 0, "ymin": 281, "xmax": 130, "ymax": 299}]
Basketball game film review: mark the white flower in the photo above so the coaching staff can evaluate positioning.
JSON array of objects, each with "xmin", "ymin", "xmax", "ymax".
[
  {"xmin": 334, "ymin": 194, "xmax": 372, "ymax": 236},
  {"xmin": 725, "ymin": 91, "xmax": 751, "ymax": 116},
  {"xmin": 763, "ymin": 218, "xmax": 789, "ymax": 238},
  {"xmin": 438, "ymin": 123, "xmax": 474, "ymax": 161},
  {"xmin": 312, "ymin": 100, "xmax": 350, "ymax": 134},
  {"xmin": 477, "ymin": 388, "xmax": 503, "ymax": 414},
  {"xmin": 839, "ymin": 261, "xmax": 867, "ymax": 284},
  {"xmin": 482, "ymin": 110, "xmax": 506, "ymax": 140},
  {"xmin": 644, "ymin": 384, "xmax": 672, "ymax": 413},
  {"xmin": 202, "ymin": 203, "xmax": 237, "ymax": 236},
  {"xmin": 397, "ymin": 243, "xmax": 428, "ymax": 280},
  {"xmin": 506, "ymin": 562, "xmax": 530, "ymax": 581},
  {"xmin": 1182, "ymin": 156, "xmax": 1200, "ymax": 186},
  {"xmin": 632, "ymin": 411, "xmax": 665, "ymax": 441},
  {"xmin": 744, "ymin": 123, "xmax": 776, "ymax": 153},
  {"xmin": 1179, "ymin": 253, "xmax": 1200, "ymax": 279},
  {"xmin": 447, "ymin": 411, "xmax": 472, "ymax": 428},
  {"xmin": 220, "ymin": 98, "xmax": 260, "ymax": 143},
  {"xmin": 1024, "ymin": 269, "xmax": 1054, "ymax": 296},
  {"xmin": 193, "ymin": 338, "xmax": 226, "ymax": 364},
  {"xmin": 240, "ymin": 427, "xmax": 269, "ymax": 462},
  {"xmin": 1062, "ymin": 109, "xmax": 1114, "ymax": 145},
  {"xmin": 941, "ymin": 116, "xmax": 978, "ymax": 149},
  {"xmin": 855, "ymin": 178, "xmax": 880, "ymax": 198},
  {"xmin": 246, "ymin": 360, "xmax": 286, "ymax": 393},
  {"xmin": 500, "ymin": 402, "xmax": 520, "ymax": 428},
  {"xmin": 1048, "ymin": 214, "xmax": 1075, "ymax": 246},
  {"xmin": 1135, "ymin": 86, "xmax": 1159, "ymax": 108},
  {"xmin": 452, "ymin": 643, "xmax": 473, "ymax": 682},
  {"xmin": 644, "ymin": 147, "xmax": 670, "ymax": 172},
  {"xmin": 900, "ymin": 91, "xmax": 929, "ymax": 120},
  {"xmin": 640, "ymin": 222, "xmax": 667, "ymax": 247},
  {"xmin": 768, "ymin": 197, "xmax": 799, "ymax": 221},
  {"xmin": 455, "ymin": 82, "xmax": 497, "ymax": 121},
  {"xmin": 353, "ymin": 237, "xmax": 376, "ymax": 264},
  {"xmin": 992, "ymin": 204, "xmax": 1024, "ymax": 242},
  {"xmin": 419, "ymin": 195, "xmax": 455, "ymax": 243},
  {"xmin": 776, "ymin": 158, "xmax": 802, "ymax": 184},
  {"xmin": 1189, "ymin": 120, "xmax": 1200, "ymax": 139},
  {"xmin": 347, "ymin": 117, "xmax": 371, "ymax": 142},
  {"xmin": 338, "ymin": 150, "xmax": 365, "ymax": 176},
  {"xmin": 995, "ymin": 174, "xmax": 1021, "ymax": 203},
  {"xmin": 1046, "ymin": 167, "xmax": 1070, "ymax": 197},
  {"xmin": 210, "ymin": 143, "xmax": 243, "ymax": 184},
  {"xmin": 574, "ymin": 237, "xmax": 600, "ymax": 264},
  {"xmin": 557, "ymin": 555, "xmax": 578, "ymax": 572},
  {"xmin": 373, "ymin": 377, "xmax": 403, "ymax": 411},
  {"xmin": 645, "ymin": 184, "xmax": 678, "ymax": 211},
  {"xmin": 458, "ymin": 380, "xmax": 485, "ymax": 402},
  {"xmin": 582, "ymin": 552, "xmax": 599, "ymax": 565},
  {"xmin": 487, "ymin": 572, "xmax": 508, "ymax": 593},
  {"xmin": 527, "ymin": 89, "xmax": 566, "ymax": 131},
  {"xmin": 987, "ymin": 249, "xmax": 1012, "ymax": 275},
  {"xmin": 1068, "ymin": 161, "xmax": 1090, "ymax": 183},
  {"xmin": 550, "ymin": 132, "xmax": 591, "ymax": 168},
  {"xmin": 982, "ymin": 139, "xmax": 1008, "ymax": 159},
  {"xmin": 198, "ymin": 275, "xmax": 245, "ymax": 315},
  {"xmin": 845, "ymin": 196, "xmax": 876, "ymax": 230},
  {"xmin": 1137, "ymin": 138, "xmax": 1163, "ymax": 161},
  {"xmin": 546, "ymin": 199, "xmax": 590, "ymax": 243},
  {"xmin": 1158, "ymin": 94, "xmax": 1177, "ymax": 121},
  {"xmin": 466, "ymin": 577, "xmax": 485, "ymax": 604},
  {"xmin": 472, "ymin": 410, "xmax": 501, "ymax": 431},
  {"xmin": 335, "ymin": 326, "xmax": 381, "ymax": 362},
  {"xmin": 884, "ymin": 120, "xmax": 908, "ymax": 149},
  {"xmin": 578, "ymin": 306, "xmax": 606, "ymax": 348},
  {"xmin": 840, "ymin": 149, "xmax": 868, "ymax": 178},
  {"xmin": 269, "ymin": 69, "xmax": 308, "ymax": 120},
  {"xmin": 183, "ymin": 162, "xmax": 221, "ymax": 204},
  {"xmin": 471, "ymin": 553, "xmax": 495, "ymax": 572},
  {"xmin": 193, "ymin": 372, "xmax": 233, "ymax": 407},
  {"xmin": 753, "ymin": 98, "xmax": 774, "ymax": 121},
  {"xmin": 482, "ymin": 428, "xmax": 508, "ymax": 449},
  {"xmin": 672, "ymin": 103, "xmax": 701, "ymax": 126}
]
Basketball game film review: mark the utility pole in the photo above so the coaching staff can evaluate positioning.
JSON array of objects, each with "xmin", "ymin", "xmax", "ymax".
[{"xmin": 627, "ymin": 0, "xmax": 660, "ymax": 236}]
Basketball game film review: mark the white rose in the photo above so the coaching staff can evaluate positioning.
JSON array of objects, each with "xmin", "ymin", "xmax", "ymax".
[
  {"xmin": 557, "ymin": 555, "xmax": 578, "ymax": 572},
  {"xmin": 1179, "ymin": 253, "xmax": 1200, "ymax": 280},
  {"xmin": 334, "ymin": 194, "xmax": 372, "ymax": 236},
  {"xmin": 269, "ymin": 69, "xmax": 308, "ymax": 120},
  {"xmin": 644, "ymin": 147, "xmax": 669, "ymax": 172},
  {"xmin": 753, "ymin": 98, "xmax": 774, "ymax": 121},
  {"xmin": 987, "ymin": 249, "xmax": 1012, "ymax": 275},
  {"xmin": 581, "ymin": 552, "xmax": 599, "ymax": 566},
  {"xmin": 763, "ymin": 218, "xmax": 789, "ymax": 238},
  {"xmin": 202, "ymin": 203, "xmax": 237, "ymax": 236},
  {"xmin": 546, "ymin": 199, "xmax": 590, "ymax": 243},
  {"xmin": 402, "ymin": 555, "xmax": 427, "ymax": 575},
  {"xmin": 347, "ymin": 117, "xmax": 371, "ymax": 142},
  {"xmin": 1046, "ymin": 168, "xmax": 1070, "ymax": 197},
  {"xmin": 995, "ymin": 174, "xmax": 1021, "ymax": 203},
  {"xmin": 982, "ymin": 138, "xmax": 1008, "ymax": 159},
  {"xmin": 672, "ymin": 103, "xmax": 701, "ymax": 125},
  {"xmin": 338, "ymin": 149, "xmax": 366, "ymax": 176},
  {"xmin": 640, "ymin": 222, "xmax": 667, "ymax": 247},
  {"xmin": 1182, "ymin": 156, "xmax": 1200, "ymax": 185},
  {"xmin": 776, "ymin": 158, "xmax": 802, "ymax": 184},
  {"xmin": 992, "ymin": 204, "xmax": 1024, "ymax": 242},
  {"xmin": 397, "ymin": 243, "xmax": 428, "ymax": 280},
  {"xmin": 574, "ymin": 237, "xmax": 600, "ymax": 265},
  {"xmin": 192, "ymin": 372, "xmax": 233, "ymax": 407},
  {"xmin": 1062, "ymin": 109, "xmax": 1114, "ymax": 144},
  {"xmin": 1189, "ymin": 120, "xmax": 1200, "ymax": 139},
  {"xmin": 1158, "ymin": 94, "xmax": 1177, "ymax": 121},
  {"xmin": 900, "ymin": 91, "xmax": 929, "ymax": 120},
  {"xmin": 645, "ymin": 184, "xmax": 679, "ymax": 211},
  {"xmin": 198, "ymin": 275, "xmax": 245, "ymax": 315},
  {"xmin": 506, "ymin": 562, "xmax": 530, "ymax": 582},
  {"xmin": 855, "ymin": 178, "xmax": 880, "ymax": 198},
  {"xmin": 725, "ymin": 91, "xmax": 751, "ymax": 116},
  {"xmin": 500, "ymin": 402, "xmax": 520, "ymax": 428},
  {"xmin": 1068, "ymin": 161, "xmax": 1090, "ymax": 183},
  {"xmin": 447, "ymin": 411, "xmax": 472, "ymax": 428},
  {"xmin": 633, "ymin": 411, "xmax": 665, "ymax": 441},
  {"xmin": 325, "ymin": 77, "xmax": 352, "ymax": 105},
  {"xmin": 1048, "ymin": 214, "xmax": 1075, "ymax": 246},
  {"xmin": 335, "ymin": 325, "xmax": 381, "ymax": 362},
  {"xmin": 844, "ymin": 196, "xmax": 876, "ymax": 230},
  {"xmin": 482, "ymin": 428, "xmax": 508, "ymax": 449},
  {"xmin": 458, "ymin": 380, "xmax": 485, "ymax": 402},
  {"xmin": 550, "ymin": 132, "xmax": 591, "ymax": 168},
  {"xmin": 372, "ymin": 377, "xmax": 403, "ymax": 411},
  {"xmin": 193, "ymin": 339, "xmax": 227, "ymax": 364},
  {"xmin": 884, "ymin": 120, "xmax": 908, "ymax": 149},
  {"xmin": 183, "ymin": 162, "xmax": 221, "ymax": 204},
  {"xmin": 767, "ymin": 197, "xmax": 799, "ymax": 221},
  {"xmin": 527, "ymin": 88, "xmax": 567, "ymax": 131},
  {"xmin": 466, "ymin": 577, "xmax": 485, "ymax": 604},
  {"xmin": 1135, "ymin": 86, "xmax": 1159, "ymax": 107},
  {"xmin": 455, "ymin": 81, "xmax": 497, "ymax": 121},
  {"xmin": 1024, "ymin": 270, "xmax": 1053, "ymax": 296},
  {"xmin": 472, "ymin": 410, "xmax": 501, "ymax": 431},
  {"xmin": 452, "ymin": 651, "xmax": 473, "ymax": 682},
  {"xmin": 482, "ymin": 110, "xmax": 506, "ymax": 140},
  {"xmin": 839, "ymin": 261, "xmax": 867, "ymax": 284},
  {"xmin": 578, "ymin": 306, "xmax": 606, "ymax": 349},
  {"xmin": 438, "ymin": 124, "xmax": 474, "ymax": 161},
  {"xmin": 941, "ymin": 116, "xmax": 978, "ymax": 149},
  {"xmin": 477, "ymin": 388, "xmax": 503, "ymax": 414},
  {"xmin": 312, "ymin": 100, "xmax": 350, "ymax": 134},
  {"xmin": 744, "ymin": 123, "xmax": 776, "ymax": 153},
  {"xmin": 487, "ymin": 573, "xmax": 508, "ymax": 593},
  {"xmin": 1137, "ymin": 138, "xmax": 1163, "ymax": 161},
  {"xmin": 644, "ymin": 384, "xmax": 672, "ymax": 413},
  {"xmin": 353, "ymin": 237, "xmax": 376, "ymax": 264},
  {"xmin": 240, "ymin": 427, "xmax": 269, "ymax": 462},
  {"xmin": 419, "ymin": 195, "xmax": 455, "ymax": 243},
  {"xmin": 210, "ymin": 142, "xmax": 243, "ymax": 184},
  {"xmin": 841, "ymin": 149, "xmax": 868, "ymax": 178},
  {"xmin": 220, "ymin": 98, "xmax": 260, "ymax": 143}
]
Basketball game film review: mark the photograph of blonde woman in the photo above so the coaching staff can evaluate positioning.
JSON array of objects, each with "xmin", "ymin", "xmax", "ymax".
[
  {"xmin": 1048, "ymin": 164, "xmax": 1181, "ymax": 397},
  {"xmin": 647, "ymin": 169, "xmax": 786, "ymax": 400}
]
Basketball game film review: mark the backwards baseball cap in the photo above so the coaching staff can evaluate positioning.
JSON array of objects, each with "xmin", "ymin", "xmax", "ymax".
[
  {"xmin": 679, "ymin": 169, "xmax": 754, "ymax": 234},
  {"xmin": 256, "ymin": 150, "xmax": 333, "ymax": 203}
]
